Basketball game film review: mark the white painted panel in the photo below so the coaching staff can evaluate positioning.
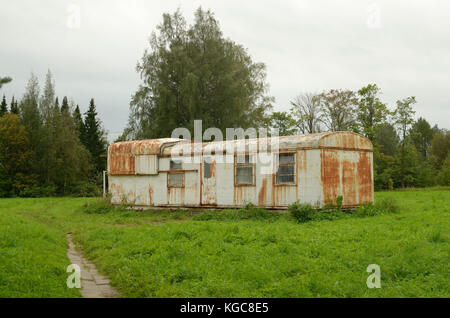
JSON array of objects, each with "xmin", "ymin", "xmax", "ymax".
[
  {"xmin": 135, "ymin": 155, "xmax": 158, "ymax": 175},
  {"xmin": 215, "ymin": 162, "xmax": 235, "ymax": 206},
  {"xmin": 302, "ymin": 149, "xmax": 323, "ymax": 206}
]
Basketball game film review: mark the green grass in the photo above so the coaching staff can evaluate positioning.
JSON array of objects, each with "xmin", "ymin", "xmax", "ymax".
[
  {"xmin": 0, "ymin": 190, "xmax": 448, "ymax": 297},
  {"xmin": 0, "ymin": 206, "xmax": 81, "ymax": 297}
]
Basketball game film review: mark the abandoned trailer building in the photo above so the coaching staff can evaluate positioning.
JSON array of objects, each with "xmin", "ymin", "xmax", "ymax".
[{"xmin": 107, "ymin": 131, "xmax": 374, "ymax": 209}]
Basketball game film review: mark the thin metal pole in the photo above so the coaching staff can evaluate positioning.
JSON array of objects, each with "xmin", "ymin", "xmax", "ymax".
[{"xmin": 103, "ymin": 170, "xmax": 107, "ymax": 199}]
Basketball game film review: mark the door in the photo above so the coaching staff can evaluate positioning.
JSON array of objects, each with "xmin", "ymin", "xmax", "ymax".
[{"xmin": 201, "ymin": 156, "xmax": 217, "ymax": 205}]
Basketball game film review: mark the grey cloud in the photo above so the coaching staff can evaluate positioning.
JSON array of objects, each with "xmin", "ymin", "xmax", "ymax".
[{"xmin": 1, "ymin": 0, "xmax": 449, "ymax": 141}]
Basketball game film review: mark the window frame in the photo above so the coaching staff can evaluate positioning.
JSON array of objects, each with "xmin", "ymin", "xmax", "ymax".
[
  {"xmin": 168, "ymin": 159, "xmax": 184, "ymax": 188},
  {"xmin": 203, "ymin": 157, "xmax": 212, "ymax": 179},
  {"xmin": 170, "ymin": 159, "xmax": 182, "ymax": 170},
  {"xmin": 274, "ymin": 152, "xmax": 297, "ymax": 186},
  {"xmin": 234, "ymin": 153, "xmax": 256, "ymax": 187}
]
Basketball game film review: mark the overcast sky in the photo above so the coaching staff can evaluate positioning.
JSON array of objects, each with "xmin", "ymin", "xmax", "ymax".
[{"xmin": 1, "ymin": 0, "xmax": 449, "ymax": 140}]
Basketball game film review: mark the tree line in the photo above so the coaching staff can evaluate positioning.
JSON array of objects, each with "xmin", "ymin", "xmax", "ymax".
[
  {"xmin": 119, "ymin": 8, "xmax": 449, "ymax": 190},
  {"xmin": 0, "ymin": 71, "xmax": 107, "ymax": 197},
  {"xmin": 270, "ymin": 86, "xmax": 450, "ymax": 189},
  {"xmin": 1, "ymin": 8, "xmax": 449, "ymax": 198}
]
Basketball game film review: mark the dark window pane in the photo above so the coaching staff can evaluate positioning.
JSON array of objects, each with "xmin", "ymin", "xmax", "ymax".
[
  {"xmin": 169, "ymin": 173, "xmax": 183, "ymax": 186},
  {"xmin": 276, "ymin": 174, "xmax": 295, "ymax": 183},
  {"xmin": 170, "ymin": 160, "xmax": 182, "ymax": 169},
  {"xmin": 237, "ymin": 166, "xmax": 253, "ymax": 176},
  {"xmin": 204, "ymin": 161, "xmax": 211, "ymax": 179},
  {"xmin": 277, "ymin": 165, "xmax": 294, "ymax": 175},
  {"xmin": 279, "ymin": 153, "xmax": 295, "ymax": 163},
  {"xmin": 237, "ymin": 175, "xmax": 253, "ymax": 184}
]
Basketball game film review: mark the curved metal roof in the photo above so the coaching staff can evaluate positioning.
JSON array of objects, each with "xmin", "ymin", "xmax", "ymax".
[{"xmin": 108, "ymin": 132, "xmax": 372, "ymax": 158}]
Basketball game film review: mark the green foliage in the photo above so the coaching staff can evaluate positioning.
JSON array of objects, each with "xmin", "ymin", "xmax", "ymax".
[
  {"xmin": 81, "ymin": 197, "xmax": 115, "ymax": 214},
  {"xmin": 19, "ymin": 184, "xmax": 57, "ymax": 198},
  {"xmin": 375, "ymin": 197, "xmax": 400, "ymax": 213},
  {"xmin": 0, "ymin": 113, "xmax": 35, "ymax": 196},
  {"xmin": 2, "ymin": 190, "xmax": 447, "ymax": 297},
  {"xmin": 0, "ymin": 71, "xmax": 100, "ymax": 197},
  {"xmin": 431, "ymin": 129, "xmax": 450, "ymax": 169},
  {"xmin": 289, "ymin": 196, "xmax": 399, "ymax": 223},
  {"xmin": 0, "ymin": 76, "xmax": 12, "ymax": 89},
  {"xmin": 437, "ymin": 153, "xmax": 450, "ymax": 186},
  {"xmin": 194, "ymin": 206, "xmax": 278, "ymax": 222},
  {"xmin": 124, "ymin": 7, "xmax": 273, "ymax": 139},
  {"xmin": 0, "ymin": 95, "xmax": 7, "ymax": 116},
  {"xmin": 393, "ymin": 96, "xmax": 416, "ymax": 188},
  {"xmin": 375, "ymin": 123, "xmax": 399, "ymax": 156},
  {"xmin": 316, "ymin": 89, "xmax": 359, "ymax": 132},
  {"xmin": 288, "ymin": 202, "xmax": 316, "ymax": 223},
  {"xmin": 355, "ymin": 197, "xmax": 399, "ymax": 217},
  {"xmin": 269, "ymin": 111, "xmax": 297, "ymax": 136},
  {"xmin": 290, "ymin": 92, "xmax": 322, "ymax": 134},
  {"xmin": 83, "ymin": 98, "xmax": 107, "ymax": 175},
  {"xmin": 356, "ymin": 84, "xmax": 390, "ymax": 142},
  {"xmin": 9, "ymin": 96, "xmax": 18, "ymax": 115},
  {"xmin": 0, "ymin": 209, "xmax": 81, "ymax": 297},
  {"xmin": 336, "ymin": 195, "xmax": 343, "ymax": 210},
  {"xmin": 68, "ymin": 182, "xmax": 101, "ymax": 197},
  {"xmin": 410, "ymin": 117, "xmax": 434, "ymax": 158}
]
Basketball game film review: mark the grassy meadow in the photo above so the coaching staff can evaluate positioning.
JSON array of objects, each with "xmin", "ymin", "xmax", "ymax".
[{"xmin": 0, "ymin": 189, "xmax": 448, "ymax": 297}]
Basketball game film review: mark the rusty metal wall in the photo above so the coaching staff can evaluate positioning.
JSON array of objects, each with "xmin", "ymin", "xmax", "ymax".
[
  {"xmin": 135, "ymin": 155, "xmax": 158, "ymax": 175},
  {"xmin": 108, "ymin": 132, "xmax": 374, "ymax": 209},
  {"xmin": 320, "ymin": 149, "xmax": 373, "ymax": 207}
]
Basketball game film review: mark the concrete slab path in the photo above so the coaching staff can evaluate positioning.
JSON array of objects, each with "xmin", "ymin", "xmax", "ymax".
[{"xmin": 66, "ymin": 234, "xmax": 119, "ymax": 298}]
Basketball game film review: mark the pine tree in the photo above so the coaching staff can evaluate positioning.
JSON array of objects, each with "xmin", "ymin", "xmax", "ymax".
[
  {"xmin": 73, "ymin": 105, "xmax": 86, "ymax": 143},
  {"xmin": 61, "ymin": 96, "xmax": 69, "ymax": 113},
  {"xmin": 19, "ymin": 73, "xmax": 43, "ymax": 178},
  {"xmin": 0, "ymin": 95, "xmax": 7, "ymax": 116},
  {"xmin": 54, "ymin": 97, "xmax": 60, "ymax": 112},
  {"xmin": 84, "ymin": 98, "xmax": 107, "ymax": 175},
  {"xmin": 40, "ymin": 70, "xmax": 55, "ymax": 123},
  {"xmin": 10, "ymin": 96, "xmax": 19, "ymax": 115},
  {"xmin": 39, "ymin": 72, "xmax": 57, "ymax": 184}
]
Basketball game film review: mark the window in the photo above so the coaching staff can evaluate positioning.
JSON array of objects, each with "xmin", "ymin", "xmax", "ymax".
[
  {"xmin": 204, "ymin": 160, "xmax": 211, "ymax": 179},
  {"xmin": 235, "ymin": 154, "xmax": 255, "ymax": 185},
  {"xmin": 168, "ymin": 159, "xmax": 183, "ymax": 187},
  {"xmin": 275, "ymin": 153, "xmax": 295, "ymax": 184},
  {"xmin": 170, "ymin": 159, "xmax": 182, "ymax": 170},
  {"xmin": 168, "ymin": 172, "xmax": 184, "ymax": 187}
]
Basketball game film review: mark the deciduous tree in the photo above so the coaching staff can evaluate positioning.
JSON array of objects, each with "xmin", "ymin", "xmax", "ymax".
[
  {"xmin": 269, "ymin": 111, "xmax": 297, "ymax": 136},
  {"xmin": 356, "ymin": 84, "xmax": 389, "ymax": 142},
  {"xmin": 0, "ymin": 76, "xmax": 12, "ymax": 89},
  {"xmin": 125, "ymin": 7, "xmax": 273, "ymax": 139},
  {"xmin": 316, "ymin": 89, "xmax": 358, "ymax": 132},
  {"xmin": 0, "ymin": 114, "xmax": 34, "ymax": 196},
  {"xmin": 290, "ymin": 92, "xmax": 321, "ymax": 134},
  {"xmin": 393, "ymin": 96, "xmax": 416, "ymax": 187}
]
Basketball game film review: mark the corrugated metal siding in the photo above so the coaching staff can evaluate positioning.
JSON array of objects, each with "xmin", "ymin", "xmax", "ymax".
[
  {"xmin": 135, "ymin": 155, "xmax": 158, "ymax": 175},
  {"xmin": 108, "ymin": 132, "xmax": 374, "ymax": 209}
]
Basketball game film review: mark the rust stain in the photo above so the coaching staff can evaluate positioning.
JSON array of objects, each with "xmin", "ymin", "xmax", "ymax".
[
  {"xmin": 357, "ymin": 152, "xmax": 372, "ymax": 204},
  {"xmin": 210, "ymin": 160, "xmax": 216, "ymax": 178},
  {"xmin": 108, "ymin": 138, "xmax": 183, "ymax": 175},
  {"xmin": 342, "ymin": 159, "xmax": 356, "ymax": 206},
  {"xmin": 258, "ymin": 178, "xmax": 267, "ymax": 206},
  {"xmin": 321, "ymin": 149, "xmax": 340, "ymax": 204},
  {"xmin": 148, "ymin": 185, "xmax": 153, "ymax": 206}
]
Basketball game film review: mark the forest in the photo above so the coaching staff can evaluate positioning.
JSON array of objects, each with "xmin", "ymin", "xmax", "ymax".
[{"xmin": 0, "ymin": 8, "xmax": 449, "ymax": 198}]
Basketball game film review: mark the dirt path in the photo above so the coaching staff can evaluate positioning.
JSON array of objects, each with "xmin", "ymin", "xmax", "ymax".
[{"xmin": 66, "ymin": 234, "xmax": 119, "ymax": 298}]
